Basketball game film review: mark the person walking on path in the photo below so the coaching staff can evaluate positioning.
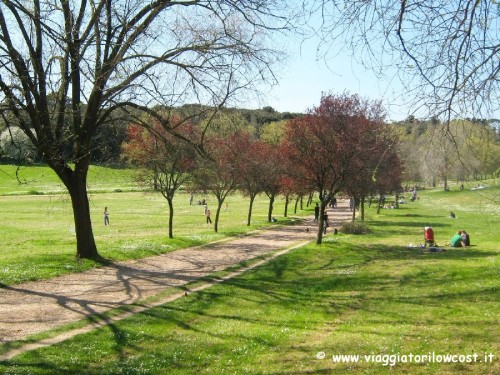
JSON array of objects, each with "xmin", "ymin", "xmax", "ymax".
[
  {"xmin": 314, "ymin": 203, "xmax": 319, "ymax": 223},
  {"xmin": 104, "ymin": 207, "xmax": 110, "ymax": 226},
  {"xmin": 322, "ymin": 211, "xmax": 329, "ymax": 234},
  {"xmin": 331, "ymin": 196, "xmax": 337, "ymax": 208}
]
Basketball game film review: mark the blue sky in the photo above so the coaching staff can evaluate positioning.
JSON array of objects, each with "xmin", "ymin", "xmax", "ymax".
[{"xmin": 259, "ymin": 35, "xmax": 409, "ymax": 121}]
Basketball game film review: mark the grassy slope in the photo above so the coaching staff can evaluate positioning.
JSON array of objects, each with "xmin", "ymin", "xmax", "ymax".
[
  {"xmin": 0, "ymin": 164, "xmax": 138, "ymax": 195},
  {"xmin": 0, "ymin": 175, "xmax": 497, "ymax": 374}
]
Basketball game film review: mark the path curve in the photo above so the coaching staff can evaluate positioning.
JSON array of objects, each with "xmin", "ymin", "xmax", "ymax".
[{"xmin": 0, "ymin": 200, "xmax": 351, "ymax": 360}]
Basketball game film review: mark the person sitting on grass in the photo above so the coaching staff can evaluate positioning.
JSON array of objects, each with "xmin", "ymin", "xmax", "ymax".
[
  {"xmin": 449, "ymin": 231, "xmax": 465, "ymax": 248},
  {"xmin": 461, "ymin": 230, "xmax": 470, "ymax": 246},
  {"xmin": 424, "ymin": 226, "xmax": 435, "ymax": 247}
]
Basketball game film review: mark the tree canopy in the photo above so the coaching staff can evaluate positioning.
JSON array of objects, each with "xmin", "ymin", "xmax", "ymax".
[{"xmin": 283, "ymin": 92, "xmax": 394, "ymax": 243}]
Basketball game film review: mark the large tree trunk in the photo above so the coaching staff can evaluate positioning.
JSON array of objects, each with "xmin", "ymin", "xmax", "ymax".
[
  {"xmin": 283, "ymin": 194, "xmax": 289, "ymax": 217},
  {"xmin": 66, "ymin": 170, "xmax": 99, "ymax": 259}
]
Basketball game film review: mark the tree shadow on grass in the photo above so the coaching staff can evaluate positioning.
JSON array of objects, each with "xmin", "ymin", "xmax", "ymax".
[
  {"xmin": 1, "ymin": 327, "xmax": 136, "ymax": 374},
  {"xmin": 369, "ymin": 220, "xmax": 450, "ymax": 229},
  {"xmin": 1, "ymin": 240, "xmax": 496, "ymax": 373},
  {"xmin": 104, "ymin": 244, "xmax": 499, "ymax": 372},
  {"xmin": 101, "ymin": 243, "xmax": 497, "ymax": 371},
  {"xmin": 364, "ymin": 243, "xmax": 497, "ymax": 261}
]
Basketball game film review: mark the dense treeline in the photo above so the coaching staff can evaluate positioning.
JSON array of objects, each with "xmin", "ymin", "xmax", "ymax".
[
  {"xmin": 392, "ymin": 117, "xmax": 500, "ymax": 187},
  {"xmin": 0, "ymin": 105, "xmax": 301, "ymax": 166},
  {"xmin": 2, "ymin": 98, "xmax": 498, "ymax": 255}
]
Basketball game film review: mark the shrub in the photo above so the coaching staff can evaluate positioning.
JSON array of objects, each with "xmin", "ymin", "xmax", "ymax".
[
  {"xmin": 28, "ymin": 190, "xmax": 44, "ymax": 195},
  {"xmin": 340, "ymin": 221, "xmax": 372, "ymax": 235}
]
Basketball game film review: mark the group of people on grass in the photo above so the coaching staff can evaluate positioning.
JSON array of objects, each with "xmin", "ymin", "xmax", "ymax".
[
  {"xmin": 449, "ymin": 230, "xmax": 470, "ymax": 248},
  {"xmin": 424, "ymin": 226, "xmax": 470, "ymax": 248}
]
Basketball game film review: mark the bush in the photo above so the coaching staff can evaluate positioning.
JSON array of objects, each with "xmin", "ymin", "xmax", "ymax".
[
  {"xmin": 28, "ymin": 190, "xmax": 44, "ymax": 195},
  {"xmin": 340, "ymin": 221, "xmax": 372, "ymax": 235}
]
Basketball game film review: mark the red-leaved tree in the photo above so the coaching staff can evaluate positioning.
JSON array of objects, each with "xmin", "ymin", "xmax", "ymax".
[
  {"xmin": 259, "ymin": 142, "xmax": 287, "ymax": 222},
  {"xmin": 233, "ymin": 134, "xmax": 268, "ymax": 226},
  {"xmin": 283, "ymin": 93, "xmax": 386, "ymax": 244},
  {"xmin": 122, "ymin": 119, "xmax": 198, "ymax": 238},
  {"xmin": 344, "ymin": 133, "xmax": 403, "ymax": 222},
  {"xmin": 191, "ymin": 133, "xmax": 244, "ymax": 232}
]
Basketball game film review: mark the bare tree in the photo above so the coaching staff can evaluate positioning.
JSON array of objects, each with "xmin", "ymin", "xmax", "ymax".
[
  {"xmin": 309, "ymin": 0, "xmax": 499, "ymax": 121},
  {"xmin": 0, "ymin": 1, "xmax": 290, "ymax": 258}
]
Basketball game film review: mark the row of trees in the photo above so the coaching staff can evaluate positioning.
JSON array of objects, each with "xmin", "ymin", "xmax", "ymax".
[
  {"xmin": 122, "ymin": 93, "xmax": 403, "ymax": 245},
  {"xmin": 0, "ymin": 106, "xmax": 301, "ymax": 165},
  {"xmin": 393, "ymin": 118, "xmax": 500, "ymax": 189},
  {"xmin": 2, "ymin": 96, "xmax": 496, "ymax": 258}
]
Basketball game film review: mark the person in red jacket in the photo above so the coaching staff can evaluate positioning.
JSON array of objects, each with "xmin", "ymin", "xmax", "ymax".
[{"xmin": 424, "ymin": 226, "xmax": 435, "ymax": 246}]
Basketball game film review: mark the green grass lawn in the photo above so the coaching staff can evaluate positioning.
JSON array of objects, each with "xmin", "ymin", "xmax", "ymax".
[
  {"xmin": 0, "ymin": 168, "xmax": 497, "ymax": 374},
  {"xmin": 0, "ymin": 164, "xmax": 139, "ymax": 195},
  {"xmin": 0, "ymin": 164, "xmax": 303, "ymax": 285}
]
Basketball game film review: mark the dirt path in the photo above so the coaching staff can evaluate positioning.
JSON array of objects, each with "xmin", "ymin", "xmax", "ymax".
[{"xmin": 0, "ymin": 200, "xmax": 351, "ymax": 360}]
